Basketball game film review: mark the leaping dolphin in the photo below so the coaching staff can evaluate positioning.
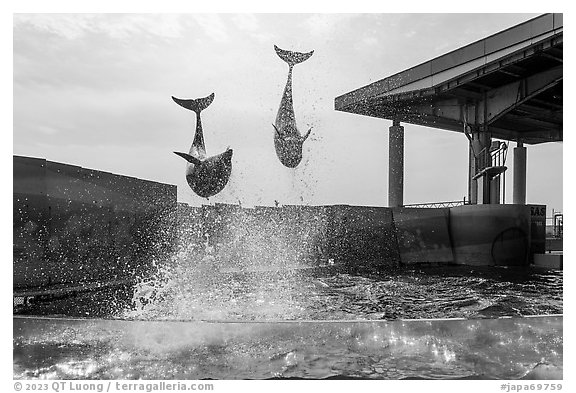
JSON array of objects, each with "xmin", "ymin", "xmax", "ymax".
[
  {"xmin": 273, "ymin": 45, "xmax": 314, "ymax": 168},
  {"xmin": 172, "ymin": 93, "xmax": 233, "ymax": 198}
]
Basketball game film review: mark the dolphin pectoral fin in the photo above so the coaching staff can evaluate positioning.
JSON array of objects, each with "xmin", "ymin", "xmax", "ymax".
[
  {"xmin": 302, "ymin": 127, "xmax": 312, "ymax": 141},
  {"xmin": 272, "ymin": 124, "xmax": 281, "ymax": 137},
  {"xmin": 174, "ymin": 151, "xmax": 202, "ymax": 166}
]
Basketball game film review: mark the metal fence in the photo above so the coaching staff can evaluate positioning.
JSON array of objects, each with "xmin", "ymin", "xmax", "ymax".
[
  {"xmin": 403, "ymin": 200, "xmax": 470, "ymax": 209},
  {"xmin": 546, "ymin": 213, "xmax": 563, "ymax": 238}
]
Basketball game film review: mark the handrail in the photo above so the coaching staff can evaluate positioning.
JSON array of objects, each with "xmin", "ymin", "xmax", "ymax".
[
  {"xmin": 475, "ymin": 141, "xmax": 508, "ymax": 175},
  {"xmin": 403, "ymin": 200, "xmax": 470, "ymax": 208}
]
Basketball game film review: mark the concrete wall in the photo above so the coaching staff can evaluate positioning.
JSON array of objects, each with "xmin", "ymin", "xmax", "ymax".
[
  {"xmin": 177, "ymin": 204, "xmax": 401, "ymax": 269},
  {"xmin": 13, "ymin": 156, "xmax": 177, "ymax": 289},
  {"xmin": 392, "ymin": 208, "xmax": 454, "ymax": 264},
  {"xmin": 13, "ymin": 157, "xmax": 50, "ymax": 288},
  {"xmin": 449, "ymin": 204, "xmax": 531, "ymax": 266},
  {"xmin": 330, "ymin": 205, "xmax": 399, "ymax": 266},
  {"xmin": 175, "ymin": 203, "xmax": 537, "ymax": 269}
]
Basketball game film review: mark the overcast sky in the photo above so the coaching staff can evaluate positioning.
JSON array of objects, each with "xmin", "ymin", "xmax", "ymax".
[{"xmin": 13, "ymin": 13, "xmax": 563, "ymax": 212}]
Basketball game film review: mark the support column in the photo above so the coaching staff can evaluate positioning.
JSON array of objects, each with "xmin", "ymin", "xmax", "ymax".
[
  {"xmin": 389, "ymin": 120, "xmax": 404, "ymax": 207},
  {"xmin": 467, "ymin": 130, "xmax": 491, "ymax": 204},
  {"xmin": 513, "ymin": 141, "xmax": 527, "ymax": 204},
  {"xmin": 490, "ymin": 176, "xmax": 501, "ymax": 204},
  {"xmin": 468, "ymin": 144, "xmax": 477, "ymax": 204}
]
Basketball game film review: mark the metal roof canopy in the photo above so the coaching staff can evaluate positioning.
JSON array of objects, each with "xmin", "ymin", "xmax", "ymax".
[{"xmin": 335, "ymin": 14, "xmax": 563, "ymax": 145}]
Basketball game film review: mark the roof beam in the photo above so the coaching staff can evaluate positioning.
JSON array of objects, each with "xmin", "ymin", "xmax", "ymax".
[
  {"xmin": 541, "ymin": 53, "xmax": 563, "ymax": 63},
  {"xmin": 497, "ymin": 69, "xmax": 522, "ymax": 78},
  {"xmin": 528, "ymin": 98, "xmax": 563, "ymax": 110},
  {"xmin": 479, "ymin": 66, "xmax": 563, "ymax": 124}
]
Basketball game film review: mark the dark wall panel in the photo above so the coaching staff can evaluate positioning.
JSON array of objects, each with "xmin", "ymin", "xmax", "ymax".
[
  {"xmin": 330, "ymin": 205, "xmax": 399, "ymax": 266},
  {"xmin": 178, "ymin": 203, "xmax": 400, "ymax": 270},
  {"xmin": 449, "ymin": 204, "xmax": 531, "ymax": 266},
  {"xmin": 14, "ymin": 157, "xmax": 49, "ymax": 288},
  {"xmin": 392, "ymin": 208, "xmax": 454, "ymax": 264},
  {"xmin": 13, "ymin": 156, "xmax": 177, "ymax": 290}
]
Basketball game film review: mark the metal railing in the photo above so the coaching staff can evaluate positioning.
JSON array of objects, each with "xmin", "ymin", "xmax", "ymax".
[
  {"xmin": 475, "ymin": 141, "xmax": 509, "ymax": 174},
  {"xmin": 403, "ymin": 199, "xmax": 470, "ymax": 209},
  {"xmin": 546, "ymin": 213, "xmax": 563, "ymax": 238}
]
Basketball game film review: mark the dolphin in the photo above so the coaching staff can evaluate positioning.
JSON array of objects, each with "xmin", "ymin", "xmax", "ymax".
[
  {"xmin": 273, "ymin": 45, "xmax": 314, "ymax": 168},
  {"xmin": 172, "ymin": 93, "xmax": 233, "ymax": 198}
]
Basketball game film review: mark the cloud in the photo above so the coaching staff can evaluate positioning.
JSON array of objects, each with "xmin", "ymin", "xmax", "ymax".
[
  {"xmin": 360, "ymin": 35, "xmax": 378, "ymax": 47},
  {"xmin": 191, "ymin": 14, "xmax": 229, "ymax": 42},
  {"xmin": 305, "ymin": 13, "xmax": 355, "ymax": 36},
  {"xmin": 13, "ymin": 14, "xmax": 185, "ymax": 40},
  {"xmin": 231, "ymin": 13, "xmax": 274, "ymax": 43},
  {"xmin": 231, "ymin": 13, "xmax": 259, "ymax": 31},
  {"xmin": 105, "ymin": 14, "xmax": 184, "ymax": 39},
  {"xmin": 14, "ymin": 13, "xmax": 95, "ymax": 39},
  {"xmin": 13, "ymin": 85, "xmax": 183, "ymax": 149}
]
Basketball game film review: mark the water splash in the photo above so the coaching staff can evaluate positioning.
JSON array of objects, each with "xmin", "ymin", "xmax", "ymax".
[{"xmin": 123, "ymin": 205, "xmax": 331, "ymax": 321}]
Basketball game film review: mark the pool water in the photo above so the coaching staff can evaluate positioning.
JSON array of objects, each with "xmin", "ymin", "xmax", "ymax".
[
  {"xmin": 14, "ymin": 255, "xmax": 563, "ymax": 380},
  {"xmin": 16, "ymin": 264, "xmax": 563, "ymax": 321},
  {"xmin": 13, "ymin": 315, "xmax": 563, "ymax": 380}
]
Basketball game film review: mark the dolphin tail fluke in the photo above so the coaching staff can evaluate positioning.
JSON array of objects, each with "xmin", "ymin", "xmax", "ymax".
[
  {"xmin": 172, "ymin": 93, "xmax": 215, "ymax": 113},
  {"xmin": 274, "ymin": 45, "xmax": 314, "ymax": 66},
  {"xmin": 174, "ymin": 151, "xmax": 202, "ymax": 166}
]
